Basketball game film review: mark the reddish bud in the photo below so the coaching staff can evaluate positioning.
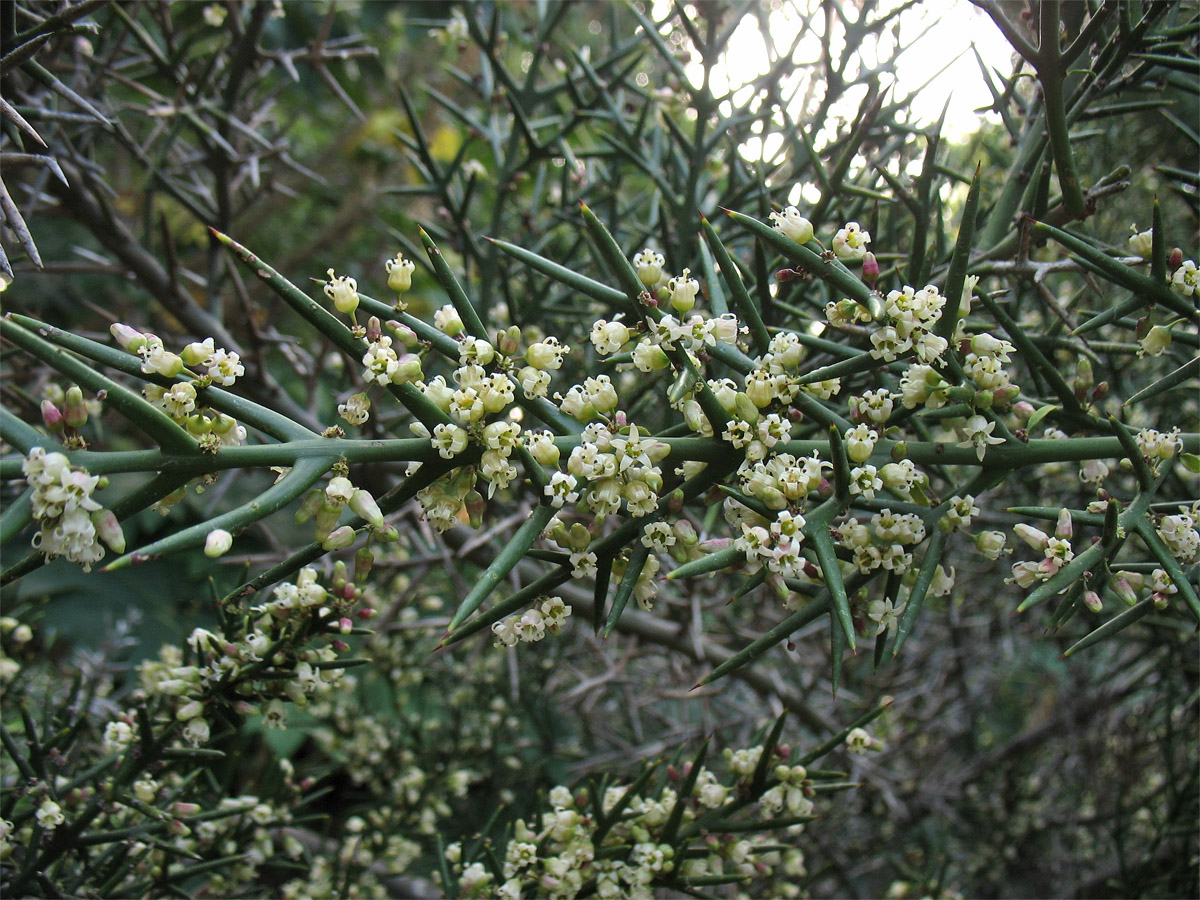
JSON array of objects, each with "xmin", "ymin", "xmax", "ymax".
[{"xmin": 41, "ymin": 400, "xmax": 64, "ymax": 433}]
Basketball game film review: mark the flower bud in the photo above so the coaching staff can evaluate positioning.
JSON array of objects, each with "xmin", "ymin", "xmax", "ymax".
[
  {"xmin": 41, "ymin": 400, "xmax": 64, "ymax": 434},
  {"xmin": 110, "ymin": 323, "xmax": 147, "ymax": 352},
  {"xmin": 387, "ymin": 320, "xmax": 420, "ymax": 348},
  {"xmin": 62, "ymin": 386, "xmax": 88, "ymax": 429},
  {"xmin": 1054, "ymin": 508, "xmax": 1073, "ymax": 539},
  {"xmin": 365, "ymin": 315, "xmax": 382, "ymax": 344},
  {"xmin": 349, "ymin": 489, "xmax": 385, "ymax": 528},
  {"xmin": 1012, "ymin": 400, "xmax": 1035, "ymax": 422},
  {"xmin": 204, "ymin": 529, "xmax": 233, "ymax": 558},
  {"xmin": 321, "ymin": 525, "xmax": 357, "ymax": 550},
  {"xmin": 1014, "ymin": 523, "xmax": 1050, "ymax": 551},
  {"xmin": 861, "ymin": 252, "xmax": 879, "ymax": 286},
  {"xmin": 1082, "ymin": 590, "xmax": 1103, "ymax": 613},
  {"xmin": 92, "ymin": 509, "xmax": 126, "ymax": 554},
  {"xmin": 295, "ymin": 489, "xmax": 324, "ymax": 524},
  {"xmin": 374, "ymin": 524, "xmax": 400, "ymax": 542},
  {"xmin": 186, "ymin": 414, "xmax": 213, "ymax": 436},
  {"xmin": 464, "ymin": 488, "xmax": 486, "ymax": 529},
  {"xmin": 497, "ymin": 325, "xmax": 521, "ymax": 356},
  {"xmin": 313, "ymin": 502, "xmax": 341, "ymax": 542},
  {"xmin": 385, "ymin": 252, "xmax": 415, "ymax": 294},
  {"xmin": 354, "ymin": 547, "xmax": 374, "ymax": 583},
  {"xmin": 1168, "ymin": 247, "xmax": 1183, "ymax": 271},
  {"xmin": 323, "ymin": 268, "xmax": 359, "ymax": 317}
]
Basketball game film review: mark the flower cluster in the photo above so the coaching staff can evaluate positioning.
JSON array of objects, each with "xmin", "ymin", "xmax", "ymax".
[
  {"xmin": 111, "ymin": 323, "xmax": 248, "ymax": 449},
  {"xmin": 126, "ymin": 564, "xmax": 372, "ymax": 746},
  {"xmin": 491, "ymin": 596, "xmax": 572, "ymax": 647},
  {"xmin": 560, "ymin": 420, "xmax": 669, "ymax": 518},
  {"xmin": 445, "ymin": 737, "xmax": 831, "ymax": 900},
  {"xmin": 22, "ymin": 447, "xmax": 123, "ymax": 570}
]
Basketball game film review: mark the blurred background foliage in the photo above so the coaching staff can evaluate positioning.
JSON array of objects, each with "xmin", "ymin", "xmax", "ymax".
[{"xmin": 2, "ymin": 0, "xmax": 1197, "ymax": 897}]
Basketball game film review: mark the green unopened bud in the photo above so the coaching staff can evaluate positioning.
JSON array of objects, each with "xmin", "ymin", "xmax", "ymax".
[
  {"xmin": 354, "ymin": 547, "xmax": 374, "ymax": 583},
  {"xmin": 683, "ymin": 399, "xmax": 710, "ymax": 435},
  {"xmin": 497, "ymin": 325, "xmax": 521, "ymax": 356},
  {"xmin": 63, "ymin": 386, "xmax": 88, "ymax": 429},
  {"xmin": 313, "ymin": 502, "xmax": 341, "ymax": 542},
  {"xmin": 186, "ymin": 414, "xmax": 213, "ymax": 436},
  {"xmin": 386, "ymin": 320, "xmax": 420, "ymax": 348},
  {"xmin": 322, "ymin": 525, "xmax": 357, "ymax": 550},
  {"xmin": 210, "ymin": 414, "xmax": 237, "ymax": 436},
  {"xmin": 973, "ymin": 389, "xmax": 993, "ymax": 410},
  {"xmin": 180, "ymin": 340, "xmax": 211, "ymax": 367},
  {"xmin": 373, "ymin": 525, "xmax": 400, "ymax": 542},
  {"xmin": 332, "ymin": 560, "xmax": 349, "ymax": 590},
  {"xmin": 295, "ymin": 489, "xmax": 324, "ymax": 524},
  {"xmin": 890, "ymin": 441, "xmax": 908, "ymax": 462},
  {"xmin": 566, "ymin": 523, "xmax": 592, "ymax": 552},
  {"xmin": 734, "ymin": 393, "xmax": 759, "ymax": 424},
  {"xmin": 673, "ymin": 519, "xmax": 698, "ymax": 545},
  {"xmin": 464, "ymin": 489, "xmax": 486, "ymax": 529},
  {"xmin": 1074, "ymin": 357, "xmax": 1094, "ymax": 394}
]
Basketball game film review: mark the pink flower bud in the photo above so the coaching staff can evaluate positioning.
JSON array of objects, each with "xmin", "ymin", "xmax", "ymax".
[
  {"xmin": 366, "ymin": 316, "xmax": 382, "ymax": 343},
  {"xmin": 1054, "ymin": 508, "xmax": 1073, "ymax": 539},
  {"xmin": 338, "ymin": 617, "xmax": 353, "ymax": 634},
  {"xmin": 1082, "ymin": 590, "xmax": 1103, "ymax": 613},
  {"xmin": 91, "ymin": 509, "xmax": 126, "ymax": 554},
  {"xmin": 1168, "ymin": 247, "xmax": 1183, "ymax": 271},
  {"xmin": 861, "ymin": 252, "xmax": 879, "ymax": 285},
  {"xmin": 41, "ymin": 400, "xmax": 64, "ymax": 433},
  {"xmin": 110, "ymin": 323, "xmax": 146, "ymax": 352}
]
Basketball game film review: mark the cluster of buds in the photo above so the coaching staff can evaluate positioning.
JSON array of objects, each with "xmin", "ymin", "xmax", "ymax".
[{"xmin": 295, "ymin": 475, "xmax": 395, "ymax": 550}]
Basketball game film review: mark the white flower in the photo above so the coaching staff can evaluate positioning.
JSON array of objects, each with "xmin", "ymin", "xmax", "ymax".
[
  {"xmin": 957, "ymin": 415, "xmax": 1004, "ymax": 460},
  {"xmin": 1138, "ymin": 325, "xmax": 1171, "ymax": 358},
  {"xmin": 385, "ymin": 251, "xmax": 415, "ymax": 294},
  {"xmin": 432, "ymin": 423, "xmax": 469, "ymax": 458},
  {"xmin": 667, "ymin": 268, "xmax": 700, "ymax": 313},
  {"xmin": 769, "ymin": 206, "xmax": 814, "ymax": 243},
  {"xmin": 1170, "ymin": 259, "xmax": 1197, "ymax": 296},
  {"xmin": 338, "ymin": 392, "xmax": 371, "ymax": 426},
  {"xmin": 1128, "ymin": 224, "xmax": 1153, "ymax": 259},
  {"xmin": 323, "ymin": 268, "xmax": 359, "ymax": 316},
  {"xmin": 37, "ymin": 800, "xmax": 65, "ymax": 829},
  {"xmin": 832, "ymin": 222, "xmax": 870, "ymax": 260},
  {"xmin": 633, "ymin": 248, "xmax": 665, "ymax": 287},
  {"xmin": 590, "ymin": 319, "xmax": 631, "ymax": 355}
]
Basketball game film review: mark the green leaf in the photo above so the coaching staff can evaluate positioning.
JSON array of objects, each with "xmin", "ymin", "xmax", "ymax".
[
  {"xmin": 446, "ymin": 503, "xmax": 557, "ymax": 633},
  {"xmin": 1061, "ymin": 599, "xmax": 1155, "ymax": 658},
  {"xmin": 102, "ymin": 456, "xmax": 336, "ymax": 571},
  {"xmin": 603, "ymin": 542, "xmax": 651, "ymax": 638}
]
